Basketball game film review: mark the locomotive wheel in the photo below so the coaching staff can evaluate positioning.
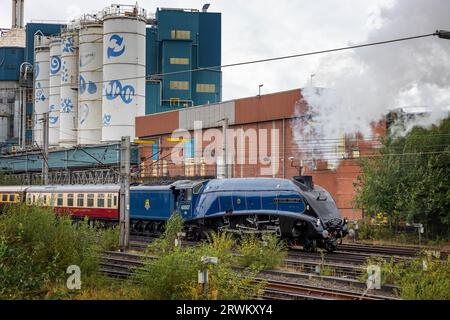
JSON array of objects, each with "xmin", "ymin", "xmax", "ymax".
[
  {"xmin": 303, "ymin": 239, "xmax": 317, "ymax": 252},
  {"xmin": 325, "ymin": 238, "xmax": 337, "ymax": 253}
]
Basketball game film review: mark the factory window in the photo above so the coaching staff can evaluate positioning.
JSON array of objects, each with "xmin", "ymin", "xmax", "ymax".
[
  {"xmin": 171, "ymin": 30, "xmax": 191, "ymax": 40},
  {"xmin": 170, "ymin": 58, "xmax": 189, "ymax": 65},
  {"xmin": 67, "ymin": 194, "xmax": 74, "ymax": 207},
  {"xmin": 107, "ymin": 194, "xmax": 113, "ymax": 208},
  {"xmin": 57, "ymin": 194, "xmax": 63, "ymax": 206},
  {"xmin": 87, "ymin": 194, "xmax": 94, "ymax": 208},
  {"xmin": 97, "ymin": 194, "xmax": 105, "ymax": 208},
  {"xmin": 77, "ymin": 194, "xmax": 85, "ymax": 207},
  {"xmin": 170, "ymin": 81, "xmax": 189, "ymax": 90},
  {"xmin": 196, "ymin": 84, "xmax": 216, "ymax": 93}
]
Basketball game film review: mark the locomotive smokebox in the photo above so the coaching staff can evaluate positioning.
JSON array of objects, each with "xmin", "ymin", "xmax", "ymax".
[{"xmin": 293, "ymin": 176, "xmax": 314, "ymax": 191}]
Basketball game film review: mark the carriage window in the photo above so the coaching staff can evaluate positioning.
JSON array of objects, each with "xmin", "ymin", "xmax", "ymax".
[
  {"xmin": 87, "ymin": 194, "xmax": 94, "ymax": 207},
  {"xmin": 107, "ymin": 194, "xmax": 112, "ymax": 208},
  {"xmin": 2, "ymin": 194, "xmax": 7, "ymax": 202},
  {"xmin": 67, "ymin": 194, "xmax": 74, "ymax": 207},
  {"xmin": 97, "ymin": 194, "xmax": 105, "ymax": 208},
  {"xmin": 77, "ymin": 194, "xmax": 85, "ymax": 207},
  {"xmin": 43, "ymin": 195, "xmax": 47, "ymax": 204},
  {"xmin": 49, "ymin": 194, "xmax": 56, "ymax": 206},
  {"xmin": 9, "ymin": 194, "xmax": 15, "ymax": 202},
  {"xmin": 57, "ymin": 194, "xmax": 63, "ymax": 206},
  {"xmin": 33, "ymin": 194, "xmax": 36, "ymax": 203},
  {"xmin": 114, "ymin": 195, "xmax": 117, "ymax": 207}
]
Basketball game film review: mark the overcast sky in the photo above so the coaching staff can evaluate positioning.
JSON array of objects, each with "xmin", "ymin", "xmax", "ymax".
[{"xmin": 1, "ymin": 0, "xmax": 448, "ymax": 102}]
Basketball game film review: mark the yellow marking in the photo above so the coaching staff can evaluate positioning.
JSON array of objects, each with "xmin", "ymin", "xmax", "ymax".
[
  {"xmin": 167, "ymin": 137, "xmax": 191, "ymax": 143},
  {"xmin": 134, "ymin": 139, "xmax": 157, "ymax": 144}
]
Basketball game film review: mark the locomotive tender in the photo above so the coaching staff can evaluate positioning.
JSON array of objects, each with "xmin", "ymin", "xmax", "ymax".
[{"xmin": 0, "ymin": 176, "xmax": 348, "ymax": 252}]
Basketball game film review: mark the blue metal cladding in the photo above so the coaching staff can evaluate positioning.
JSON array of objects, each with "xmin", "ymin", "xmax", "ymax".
[
  {"xmin": 152, "ymin": 143, "xmax": 159, "ymax": 160},
  {"xmin": 144, "ymin": 9, "xmax": 222, "ymax": 114},
  {"xmin": 0, "ymin": 47, "xmax": 25, "ymax": 81},
  {"xmin": 192, "ymin": 69, "xmax": 222, "ymax": 105},
  {"xmin": 156, "ymin": 9, "xmax": 199, "ymax": 41},
  {"xmin": 162, "ymin": 40, "xmax": 192, "ymax": 102},
  {"xmin": 145, "ymin": 81, "xmax": 161, "ymax": 114},
  {"xmin": 25, "ymin": 23, "xmax": 65, "ymax": 64},
  {"xmin": 146, "ymin": 27, "xmax": 158, "ymax": 76},
  {"xmin": 198, "ymin": 12, "xmax": 221, "ymax": 68},
  {"xmin": 0, "ymin": 143, "xmax": 139, "ymax": 172},
  {"xmin": 130, "ymin": 187, "xmax": 174, "ymax": 220},
  {"xmin": 184, "ymin": 139, "xmax": 194, "ymax": 158}
]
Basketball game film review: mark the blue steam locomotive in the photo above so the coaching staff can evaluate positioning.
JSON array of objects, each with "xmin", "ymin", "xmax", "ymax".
[
  {"xmin": 0, "ymin": 176, "xmax": 348, "ymax": 252},
  {"xmin": 131, "ymin": 177, "xmax": 348, "ymax": 252}
]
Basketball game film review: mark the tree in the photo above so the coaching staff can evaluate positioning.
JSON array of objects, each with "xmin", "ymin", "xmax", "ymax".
[{"xmin": 355, "ymin": 116, "xmax": 450, "ymax": 238}]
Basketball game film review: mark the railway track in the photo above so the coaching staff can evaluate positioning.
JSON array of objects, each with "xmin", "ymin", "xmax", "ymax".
[
  {"xmin": 131, "ymin": 235, "xmax": 439, "ymax": 262},
  {"xmin": 99, "ymin": 251, "xmax": 398, "ymax": 300},
  {"xmin": 262, "ymin": 279, "xmax": 392, "ymax": 300}
]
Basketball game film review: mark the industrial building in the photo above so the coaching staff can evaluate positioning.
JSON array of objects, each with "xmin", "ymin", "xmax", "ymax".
[
  {"xmin": 0, "ymin": 1, "xmax": 221, "ymax": 182},
  {"xmin": 0, "ymin": 1, "xmax": 387, "ymax": 220},
  {"xmin": 135, "ymin": 88, "xmax": 385, "ymax": 220},
  {"xmin": 0, "ymin": 1, "xmax": 221, "ymax": 149}
]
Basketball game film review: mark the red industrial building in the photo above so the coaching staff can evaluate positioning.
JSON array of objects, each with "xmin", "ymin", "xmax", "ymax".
[{"xmin": 135, "ymin": 88, "xmax": 384, "ymax": 220}]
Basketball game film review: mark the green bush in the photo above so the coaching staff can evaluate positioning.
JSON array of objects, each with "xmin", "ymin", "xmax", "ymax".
[
  {"xmin": 356, "ymin": 218, "xmax": 394, "ymax": 241},
  {"xmin": 98, "ymin": 226, "xmax": 120, "ymax": 251},
  {"xmin": 361, "ymin": 255, "xmax": 450, "ymax": 300},
  {"xmin": 237, "ymin": 234, "xmax": 287, "ymax": 270},
  {"xmin": 133, "ymin": 214, "xmax": 265, "ymax": 300},
  {"xmin": 0, "ymin": 204, "xmax": 108, "ymax": 299},
  {"xmin": 144, "ymin": 212, "xmax": 184, "ymax": 255}
]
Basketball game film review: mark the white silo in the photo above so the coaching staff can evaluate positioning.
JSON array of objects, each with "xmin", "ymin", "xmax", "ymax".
[
  {"xmin": 102, "ymin": 4, "xmax": 146, "ymax": 142},
  {"xmin": 78, "ymin": 19, "xmax": 103, "ymax": 145},
  {"xmin": 48, "ymin": 37, "xmax": 61, "ymax": 147},
  {"xmin": 33, "ymin": 35, "xmax": 50, "ymax": 148},
  {"xmin": 59, "ymin": 29, "xmax": 79, "ymax": 147}
]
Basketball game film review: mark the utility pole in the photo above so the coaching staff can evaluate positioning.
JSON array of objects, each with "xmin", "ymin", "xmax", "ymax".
[
  {"xmin": 42, "ymin": 112, "xmax": 49, "ymax": 185},
  {"xmin": 119, "ymin": 136, "xmax": 131, "ymax": 251},
  {"xmin": 222, "ymin": 118, "xmax": 229, "ymax": 178}
]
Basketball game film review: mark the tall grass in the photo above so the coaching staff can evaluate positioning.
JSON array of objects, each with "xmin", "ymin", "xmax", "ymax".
[
  {"xmin": 361, "ymin": 254, "xmax": 450, "ymax": 300},
  {"xmin": 237, "ymin": 234, "xmax": 287, "ymax": 270},
  {"xmin": 133, "ymin": 214, "xmax": 266, "ymax": 300},
  {"xmin": 0, "ymin": 204, "xmax": 115, "ymax": 299}
]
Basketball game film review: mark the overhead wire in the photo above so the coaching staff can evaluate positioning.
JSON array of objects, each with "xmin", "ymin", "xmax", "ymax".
[{"xmin": 0, "ymin": 32, "xmax": 441, "ymax": 93}]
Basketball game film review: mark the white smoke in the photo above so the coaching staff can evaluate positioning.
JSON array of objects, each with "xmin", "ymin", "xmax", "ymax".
[{"xmin": 292, "ymin": 0, "xmax": 450, "ymax": 166}]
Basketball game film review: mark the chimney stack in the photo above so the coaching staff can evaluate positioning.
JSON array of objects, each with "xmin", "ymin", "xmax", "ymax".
[{"xmin": 12, "ymin": 0, "xmax": 24, "ymax": 29}]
